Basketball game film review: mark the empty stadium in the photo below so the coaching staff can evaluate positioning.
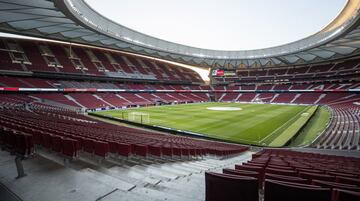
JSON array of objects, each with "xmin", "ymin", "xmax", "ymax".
[{"xmin": 0, "ymin": 0, "xmax": 359, "ymax": 201}]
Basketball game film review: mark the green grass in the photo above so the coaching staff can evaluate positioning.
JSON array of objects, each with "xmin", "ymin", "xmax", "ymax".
[
  {"xmin": 94, "ymin": 102, "xmax": 325, "ymax": 146},
  {"xmin": 288, "ymin": 107, "xmax": 330, "ymax": 147},
  {"xmin": 268, "ymin": 106, "xmax": 317, "ymax": 147}
]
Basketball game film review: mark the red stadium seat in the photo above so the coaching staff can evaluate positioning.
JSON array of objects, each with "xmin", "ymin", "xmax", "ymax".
[
  {"xmin": 299, "ymin": 172, "xmax": 335, "ymax": 182},
  {"xmin": 161, "ymin": 146, "xmax": 173, "ymax": 156},
  {"xmin": 235, "ymin": 164, "xmax": 265, "ymax": 178},
  {"xmin": 265, "ymin": 173, "xmax": 309, "ymax": 185},
  {"xmin": 335, "ymin": 176, "xmax": 360, "ymax": 186},
  {"xmin": 264, "ymin": 179, "xmax": 331, "ymax": 201},
  {"xmin": 117, "ymin": 143, "xmax": 131, "ymax": 157},
  {"xmin": 51, "ymin": 135, "xmax": 63, "ymax": 153},
  {"xmin": 181, "ymin": 148, "xmax": 190, "ymax": 157},
  {"xmin": 311, "ymin": 180, "xmax": 360, "ymax": 192},
  {"xmin": 148, "ymin": 144, "xmax": 162, "ymax": 157},
  {"xmin": 93, "ymin": 141, "xmax": 109, "ymax": 157},
  {"xmin": 83, "ymin": 138, "xmax": 95, "ymax": 153},
  {"xmin": 132, "ymin": 144, "xmax": 148, "ymax": 157},
  {"xmin": 172, "ymin": 147, "xmax": 182, "ymax": 156},
  {"xmin": 205, "ymin": 172, "xmax": 258, "ymax": 201},
  {"xmin": 41, "ymin": 133, "xmax": 52, "ymax": 149},
  {"xmin": 14, "ymin": 133, "xmax": 33, "ymax": 156},
  {"xmin": 62, "ymin": 138, "xmax": 78, "ymax": 157},
  {"xmin": 265, "ymin": 167, "xmax": 298, "ymax": 177},
  {"xmin": 108, "ymin": 141, "xmax": 119, "ymax": 154},
  {"xmin": 222, "ymin": 168, "xmax": 261, "ymax": 188},
  {"xmin": 332, "ymin": 189, "xmax": 360, "ymax": 201}
]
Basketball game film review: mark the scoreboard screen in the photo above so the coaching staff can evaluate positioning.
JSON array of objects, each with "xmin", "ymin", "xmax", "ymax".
[
  {"xmin": 212, "ymin": 69, "xmax": 236, "ymax": 77},
  {"xmin": 212, "ymin": 69, "xmax": 224, "ymax": 76}
]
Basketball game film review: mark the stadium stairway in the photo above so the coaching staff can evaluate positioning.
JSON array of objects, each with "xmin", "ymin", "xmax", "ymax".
[{"xmin": 0, "ymin": 148, "xmax": 254, "ymax": 201}]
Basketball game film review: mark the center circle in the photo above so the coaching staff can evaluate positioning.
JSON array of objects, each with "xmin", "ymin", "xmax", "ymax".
[{"xmin": 207, "ymin": 107, "xmax": 242, "ymax": 111}]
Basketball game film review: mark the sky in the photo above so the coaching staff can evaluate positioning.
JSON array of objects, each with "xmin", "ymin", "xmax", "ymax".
[{"xmin": 85, "ymin": 0, "xmax": 347, "ymax": 51}]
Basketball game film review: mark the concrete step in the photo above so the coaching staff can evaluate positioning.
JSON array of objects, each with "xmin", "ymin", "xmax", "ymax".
[
  {"xmin": 161, "ymin": 162, "xmax": 203, "ymax": 174},
  {"xmin": 99, "ymin": 189, "xmax": 157, "ymax": 201},
  {"xmin": 173, "ymin": 162, "xmax": 209, "ymax": 172},
  {"xmin": 0, "ymin": 149, "xmax": 254, "ymax": 201},
  {"xmin": 79, "ymin": 168, "xmax": 135, "ymax": 191},
  {"xmin": 148, "ymin": 163, "xmax": 192, "ymax": 177},
  {"xmin": 0, "ymin": 153, "xmax": 117, "ymax": 201},
  {"xmin": 104, "ymin": 166, "xmax": 161, "ymax": 186},
  {"xmin": 131, "ymin": 185, "xmax": 197, "ymax": 201},
  {"xmin": 131, "ymin": 165, "xmax": 180, "ymax": 180},
  {"xmin": 150, "ymin": 175, "xmax": 205, "ymax": 200}
]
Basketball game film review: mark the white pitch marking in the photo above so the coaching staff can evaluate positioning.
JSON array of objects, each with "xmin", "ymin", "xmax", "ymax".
[{"xmin": 206, "ymin": 107, "xmax": 242, "ymax": 111}]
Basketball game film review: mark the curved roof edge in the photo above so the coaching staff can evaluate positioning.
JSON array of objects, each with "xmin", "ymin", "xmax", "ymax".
[
  {"xmin": 0, "ymin": 0, "xmax": 360, "ymax": 68},
  {"xmin": 321, "ymin": 0, "xmax": 359, "ymax": 32},
  {"xmin": 58, "ymin": 0, "xmax": 359, "ymax": 59}
]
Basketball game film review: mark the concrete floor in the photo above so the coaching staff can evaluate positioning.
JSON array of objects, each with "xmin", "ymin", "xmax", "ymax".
[
  {"xmin": 0, "ymin": 182, "xmax": 22, "ymax": 201},
  {"xmin": 0, "ymin": 150, "xmax": 253, "ymax": 201}
]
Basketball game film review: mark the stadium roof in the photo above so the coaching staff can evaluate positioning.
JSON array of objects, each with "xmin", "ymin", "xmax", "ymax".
[{"xmin": 1, "ymin": 0, "xmax": 360, "ymax": 68}]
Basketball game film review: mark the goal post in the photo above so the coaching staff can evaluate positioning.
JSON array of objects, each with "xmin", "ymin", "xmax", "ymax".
[
  {"xmin": 254, "ymin": 97, "xmax": 264, "ymax": 103},
  {"xmin": 127, "ymin": 112, "xmax": 150, "ymax": 124}
]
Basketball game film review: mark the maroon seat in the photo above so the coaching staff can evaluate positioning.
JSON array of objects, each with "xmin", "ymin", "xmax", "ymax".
[
  {"xmin": 51, "ymin": 135, "xmax": 63, "ymax": 152},
  {"xmin": 31, "ymin": 130, "xmax": 42, "ymax": 145},
  {"xmin": 94, "ymin": 141, "xmax": 109, "ymax": 157},
  {"xmin": 148, "ymin": 145, "xmax": 162, "ymax": 157},
  {"xmin": 312, "ymin": 180, "xmax": 360, "ymax": 192},
  {"xmin": 205, "ymin": 172, "xmax": 258, "ymax": 201},
  {"xmin": 200, "ymin": 148, "xmax": 207, "ymax": 155},
  {"xmin": 83, "ymin": 138, "xmax": 95, "ymax": 153},
  {"xmin": 189, "ymin": 148, "xmax": 196, "ymax": 156},
  {"xmin": 23, "ymin": 133, "xmax": 34, "ymax": 155},
  {"xmin": 181, "ymin": 148, "xmax": 190, "ymax": 157},
  {"xmin": 335, "ymin": 176, "xmax": 360, "ymax": 186},
  {"xmin": 299, "ymin": 172, "xmax": 335, "ymax": 182},
  {"xmin": 172, "ymin": 147, "xmax": 182, "ymax": 156},
  {"xmin": 332, "ymin": 189, "xmax": 360, "ymax": 201},
  {"xmin": 264, "ymin": 179, "xmax": 331, "ymax": 201},
  {"xmin": 3, "ymin": 129, "xmax": 16, "ymax": 149},
  {"xmin": 265, "ymin": 167, "xmax": 298, "ymax": 177},
  {"xmin": 14, "ymin": 133, "xmax": 33, "ymax": 156},
  {"xmin": 132, "ymin": 144, "xmax": 148, "ymax": 157},
  {"xmin": 267, "ymin": 164, "xmax": 293, "ymax": 170},
  {"xmin": 235, "ymin": 164, "xmax": 265, "ymax": 178},
  {"xmin": 223, "ymin": 169, "xmax": 259, "ymax": 177},
  {"xmin": 296, "ymin": 167, "xmax": 324, "ymax": 174},
  {"xmin": 117, "ymin": 143, "xmax": 131, "ymax": 157},
  {"xmin": 71, "ymin": 136, "xmax": 84, "ymax": 150},
  {"xmin": 268, "ymin": 161, "xmax": 289, "ymax": 167},
  {"xmin": 62, "ymin": 138, "xmax": 78, "ymax": 157},
  {"xmin": 223, "ymin": 168, "xmax": 261, "ymax": 188},
  {"xmin": 108, "ymin": 141, "xmax": 118, "ymax": 154},
  {"xmin": 13, "ymin": 133, "xmax": 25, "ymax": 154},
  {"xmin": 265, "ymin": 173, "xmax": 308, "ymax": 184},
  {"xmin": 41, "ymin": 133, "xmax": 52, "ymax": 148},
  {"xmin": 194, "ymin": 148, "xmax": 202, "ymax": 156},
  {"xmin": 327, "ymin": 171, "xmax": 358, "ymax": 178},
  {"xmin": 0, "ymin": 127, "xmax": 5, "ymax": 145},
  {"xmin": 246, "ymin": 161, "xmax": 266, "ymax": 167},
  {"xmin": 162, "ymin": 146, "xmax": 173, "ymax": 156}
]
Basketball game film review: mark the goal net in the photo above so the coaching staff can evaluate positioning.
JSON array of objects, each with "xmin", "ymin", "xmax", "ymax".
[
  {"xmin": 253, "ymin": 97, "xmax": 264, "ymax": 103},
  {"xmin": 127, "ymin": 112, "xmax": 150, "ymax": 124}
]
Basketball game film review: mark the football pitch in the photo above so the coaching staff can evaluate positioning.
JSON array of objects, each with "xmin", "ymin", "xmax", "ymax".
[{"xmin": 94, "ymin": 102, "xmax": 328, "ymax": 147}]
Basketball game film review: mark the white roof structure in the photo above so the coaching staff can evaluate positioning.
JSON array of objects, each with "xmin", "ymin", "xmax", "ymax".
[{"xmin": 1, "ymin": 0, "xmax": 360, "ymax": 68}]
